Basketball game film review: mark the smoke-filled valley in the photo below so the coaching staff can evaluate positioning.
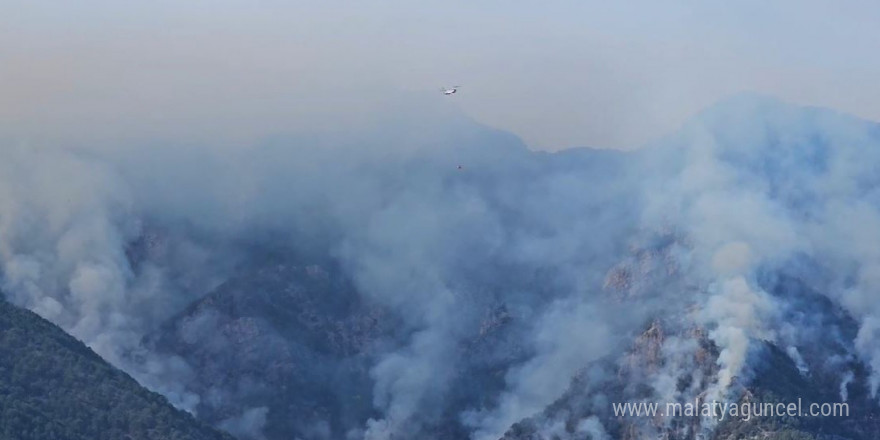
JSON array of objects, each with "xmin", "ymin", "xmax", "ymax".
[{"xmin": 4, "ymin": 94, "xmax": 880, "ymax": 439}]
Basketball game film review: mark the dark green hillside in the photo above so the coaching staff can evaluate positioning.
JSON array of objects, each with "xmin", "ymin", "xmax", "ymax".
[{"xmin": 0, "ymin": 298, "xmax": 234, "ymax": 440}]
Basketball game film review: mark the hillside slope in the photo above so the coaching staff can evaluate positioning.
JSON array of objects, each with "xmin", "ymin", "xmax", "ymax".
[{"xmin": 0, "ymin": 298, "xmax": 234, "ymax": 440}]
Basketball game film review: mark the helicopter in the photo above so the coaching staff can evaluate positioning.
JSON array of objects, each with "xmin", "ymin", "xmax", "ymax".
[{"xmin": 441, "ymin": 86, "xmax": 461, "ymax": 95}]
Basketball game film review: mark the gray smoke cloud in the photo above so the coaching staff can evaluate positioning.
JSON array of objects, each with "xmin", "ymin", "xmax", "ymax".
[
  {"xmin": 463, "ymin": 299, "xmax": 615, "ymax": 440},
  {"xmin": 630, "ymin": 94, "xmax": 880, "ymax": 418},
  {"xmin": 3, "ymin": 92, "xmax": 880, "ymax": 440},
  {"xmin": 0, "ymin": 143, "xmax": 238, "ymax": 411},
  {"xmin": 472, "ymin": 94, "xmax": 880, "ymax": 438},
  {"xmin": 0, "ymin": 93, "xmax": 642, "ymax": 438},
  {"xmin": 219, "ymin": 406, "xmax": 270, "ymax": 440}
]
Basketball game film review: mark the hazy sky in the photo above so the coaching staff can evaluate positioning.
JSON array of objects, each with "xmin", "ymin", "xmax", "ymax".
[{"xmin": 3, "ymin": 0, "xmax": 880, "ymax": 150}]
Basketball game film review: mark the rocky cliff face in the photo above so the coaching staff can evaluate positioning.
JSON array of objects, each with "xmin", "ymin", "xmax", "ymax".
[
  {"xmin": 500, "ymin": 267, "xmax": 880, "ymax": 440},
  {"xmin": 147, "ymin": 260, "xmax": 394, "ymax": 439}
]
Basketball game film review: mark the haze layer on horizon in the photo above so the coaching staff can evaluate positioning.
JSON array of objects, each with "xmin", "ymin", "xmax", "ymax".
[{"xmin": 3, "ymin": 0, "xmax": 879, "ymax": 150}]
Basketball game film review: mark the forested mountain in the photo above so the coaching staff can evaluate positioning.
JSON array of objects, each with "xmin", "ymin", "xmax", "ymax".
[{"xmin": 0, "ymin": 298, "xmax": 234, "ymax": 440}]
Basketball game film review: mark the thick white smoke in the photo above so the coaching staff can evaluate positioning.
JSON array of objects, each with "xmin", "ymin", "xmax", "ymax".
[
  {"xmin": 501, "ymin": 95, "xmax": 880, "ymax": 438},
  {"xmin": 0, "ymin": 146, "xmax": 136, "ymax": 354},
  {"xmin": 636, "ymin": 94, "xmax": 880, "ymax": 409},
  {"xmin": 463, "ymin": 299, "xmax": 614, "ymax": 440},
  {"xmin": 4, "ymin": 93, "xmax": 880, "ymax": 440},
  {"xmin": 0, "ymin": 97, "xmax": 637, "ymax": 439}
]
